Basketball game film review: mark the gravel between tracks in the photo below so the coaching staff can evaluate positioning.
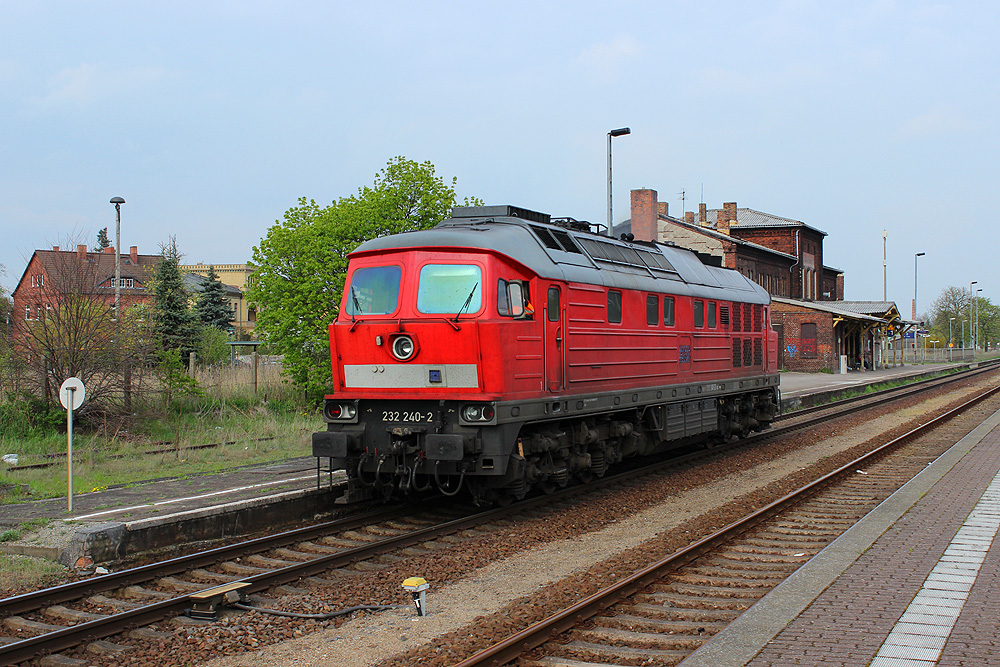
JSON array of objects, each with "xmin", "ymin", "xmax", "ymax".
[{"xmin": 189, "ymin": 374, "xmax": 999, "ymax": 667}]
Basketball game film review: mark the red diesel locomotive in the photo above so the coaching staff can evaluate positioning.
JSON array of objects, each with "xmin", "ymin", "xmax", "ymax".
[{"xmin": 312, "ymin": 205, "xmax": 780, "ymax": 504}]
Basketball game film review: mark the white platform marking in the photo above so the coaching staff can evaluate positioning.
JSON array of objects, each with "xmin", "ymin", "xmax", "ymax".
[{"xmin": 870, "ymin": 470, "xmax": 1000, "ymax": 666}]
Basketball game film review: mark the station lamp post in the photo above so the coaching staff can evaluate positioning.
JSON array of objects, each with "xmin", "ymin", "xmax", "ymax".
[
  {"xmin": 976, "ymin": 288, "xmax": 983, "ymax": 353},
  {"xmin": 110, "ymin": 197, "xmax": 125, "ymax": 318},
  {"xmin": 969, "ymin": 281, "xmax": 977, "ymax": 352},
  {"xmin": 910, "ymin": 252, "xmax": 925, "ymax": 364},
  {"xmin": 882, "ymin": 230, "xmax": 887, "ymax": 301},
  {"xmin": 607, "ymin": 127, "xmax": 630, "ymax": 237}
]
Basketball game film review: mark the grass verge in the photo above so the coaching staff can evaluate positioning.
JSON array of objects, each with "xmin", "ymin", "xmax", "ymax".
[{"xmin": 0, "ymin": 554, "xmax": 68, "ymax": 593}]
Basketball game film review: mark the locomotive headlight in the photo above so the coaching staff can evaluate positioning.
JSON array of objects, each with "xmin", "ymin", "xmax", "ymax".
[
  {"xmin": 324, "ymin": 401, "xmax": 358, "ymax": 422},
  {"xmin": 460, "ymin": 403, "xmax": 496, "ymax": 423},
  {"xmin": 391, "ymin": 335, "xmax": 416, "ymax": 361}
]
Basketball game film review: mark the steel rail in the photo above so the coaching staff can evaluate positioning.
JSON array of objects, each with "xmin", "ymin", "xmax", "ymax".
[
  {"xmin": 452, "ymin": 383, "xmax": 1000, "ymax": 667},
  {"xmin": 0, "ymin": 503, "xmax": 416, "ymax": 617},
  {"xmin": 3, "ymin": 363, "xmax": 996, "ymax": 665}
]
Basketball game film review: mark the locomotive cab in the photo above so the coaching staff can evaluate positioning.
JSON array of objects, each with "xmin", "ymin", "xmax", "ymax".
[{"xmin": 312, "ymin": 240, "xmax": 542, "ymax": 501}]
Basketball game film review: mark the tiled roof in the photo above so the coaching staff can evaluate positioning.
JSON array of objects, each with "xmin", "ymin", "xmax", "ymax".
[
  {"xmin": 705, "ymin": 207, "xmax": 828, "ymax": 237},
  {"xmin": 182, "ymin": 272, "xmax": 242, "ymax": 297},
  {"xmin": 22, "ymin": 248, "xmax": 160, "ymax": 293},
  {"xmin": 772, "ymin": 297, "xmax": 887, "ymax": 323},
  {"xmin": 835, "ymin": 301, "xmax": 899, "ymax": 316},
  {"xmin": 618, "ymin": 216, "xmax": 797, "ymax": 261}
]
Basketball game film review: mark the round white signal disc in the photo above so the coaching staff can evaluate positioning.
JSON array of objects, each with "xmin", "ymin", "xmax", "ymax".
[{"xmin": 59, "ymin": 377, "xmax": 86, "ymax": 411}]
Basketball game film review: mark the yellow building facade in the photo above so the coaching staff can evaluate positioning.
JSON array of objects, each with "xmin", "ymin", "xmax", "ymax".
[{"xmin": 179, "ymin": 263, "xmax": 257, "ymax": 335}]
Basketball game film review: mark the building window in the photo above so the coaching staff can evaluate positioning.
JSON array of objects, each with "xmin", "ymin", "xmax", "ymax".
[
  {"xmin": 607, "ymin": 290, "xmax": 622, "ymax": 324},
  {"xmin": 25, "ymin": 305, "xmax": 31, "ymax": 320},
  {"xmin": 801, "ymin": 322, "xmax": 818, "ymax": 358}
]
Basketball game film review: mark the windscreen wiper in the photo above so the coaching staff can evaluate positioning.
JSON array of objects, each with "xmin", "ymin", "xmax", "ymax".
[{"xmin": 452, "ymin": 283, "xmax": 479, "ymax": 322}]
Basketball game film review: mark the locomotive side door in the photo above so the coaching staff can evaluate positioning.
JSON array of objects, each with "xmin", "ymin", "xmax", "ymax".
[{"xmin": 544, "ymin": 285, "xmax": 565, "ymax": 392}]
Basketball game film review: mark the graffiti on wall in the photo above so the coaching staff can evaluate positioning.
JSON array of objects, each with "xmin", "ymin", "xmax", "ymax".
[{"xmin": 784, "ymin": 338, "xmax": 817, "ymax": 359}]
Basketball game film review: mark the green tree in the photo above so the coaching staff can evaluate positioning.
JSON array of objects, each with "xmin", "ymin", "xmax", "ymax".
[
  {"xmin": 93, "ymin": 227, "xmax": 111, "ymax": 252},
  {"xmin": 196, "ymin": 266, "xmax": 234, "ymax": 331},
  {"xmin": 196, "ymin": 325, "xmax": 231, "ymax": 366},
  {"xmin": 151, "ymin": 237, "xmax": 199, "ymax": 358},
  {"xmin": 976, "ymin": 299, "xmax": 1000, "ymax": 350},
  {"xmin": 928, "ymin": 286, "xmax": 973, "ymax": 348},
  {"xmin": 249, "ymin": 156, "xmax": 480, "ymax": 399},
  {"xmin": 0, "ymin": 271, "xmax": 10, "ymax": 347}
]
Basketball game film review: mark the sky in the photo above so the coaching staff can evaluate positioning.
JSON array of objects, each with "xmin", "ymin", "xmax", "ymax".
[{"xmin": 2, "ymin": 1, "xmax": 998, "ymax": 319}]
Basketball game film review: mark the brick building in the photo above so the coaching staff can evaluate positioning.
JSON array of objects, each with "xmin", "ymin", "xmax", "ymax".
[
  {"xmin": 11, "ymin": 245, "xmax": 159, "ymax": 328},
  {"xmin": 627, "ymin": 188, "xmax": 844, "ymax": 302},
  {"xmin": 625, "ymin": 188, "xmax": 909, "ymax": 372}
]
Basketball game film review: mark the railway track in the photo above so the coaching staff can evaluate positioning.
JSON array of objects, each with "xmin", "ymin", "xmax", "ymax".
[
  {"xmin": 452, "ymin": 383, "xmax": 1000, "ymax": 667},
  {"xmin": 1, "ymin": 364, "xmax": 996, "ymax": 666}
]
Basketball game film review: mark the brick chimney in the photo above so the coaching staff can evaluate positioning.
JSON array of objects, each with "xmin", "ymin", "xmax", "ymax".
[
  {"xmin": 717, "ymin": 210, "xmax": 730, "ymax": 235},
  {"xmin": 629, "ymin": 188, "xmax": 658, "ymax": 242},
  {"xmin": 698, "ymin": 203, "xmax": 708, "ymax": 226},
  {"xmin": 52, "ymin": 245, "xmax": 60, "ymax": 252},
  {"xmin": 77, "ymin": 244, "xmax": 87, "ymax": 259},
  {"xmin": 723, "ymin": 202, "xmax": 738, "ymax": 227},
  {"xmin": 103, "ymin": 246, "xmax": 115, "ymax": 254},
  {"xmin": 684, "ymin": 211, "xmax": 694, "ymax": 224},
  {"xmin": 130, "ymin": 246, "xmax": 138, "ymax": 263},
  {"xmin": 836, "ymin": 273, "xmax": 845, "ymax": 301},
  {"xmin": 656, "ymin": 201, "xmax": 668, "ymax": 217}
]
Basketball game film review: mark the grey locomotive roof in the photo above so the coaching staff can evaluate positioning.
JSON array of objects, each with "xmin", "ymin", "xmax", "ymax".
[{"xmin": 350, "ymin": 207, "xmax": 770, "ymax": 304}]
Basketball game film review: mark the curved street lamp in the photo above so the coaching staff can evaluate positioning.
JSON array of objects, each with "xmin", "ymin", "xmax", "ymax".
[
  {"xmin": 607, "ymin": 127, "xmax": 630, "ymax": 236},
  {"xmin": 110, "ymin": 197, "xmax": 125, "ymax": 318}
]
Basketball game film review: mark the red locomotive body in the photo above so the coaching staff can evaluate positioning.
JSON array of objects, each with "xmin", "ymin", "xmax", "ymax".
[{"xmin": 313, "ymin": 205, "xmax": 779, "ymax": 504}]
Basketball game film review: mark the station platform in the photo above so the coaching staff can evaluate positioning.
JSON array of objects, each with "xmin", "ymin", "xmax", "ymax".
[
  {"xmin": 0, "ymin": 359, "xmax": 988, "ymax": 571},
  {"xmin": 779, "ymin": 361, "xmax": 963, "ymax": 411},
  {"xmin": 681, "ymin": 396, "xmax": 1000, "ymax": 666}
]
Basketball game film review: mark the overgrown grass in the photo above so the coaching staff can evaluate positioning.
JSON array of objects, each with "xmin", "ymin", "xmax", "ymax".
[
  {"xmin": 0, "ymin": 363, "xmax": 321, "ymax": 503},
  {"xmin": 0, "ymin": 518, "xmax": 50, "ymax": 542},
  {"xmin": 0, "ymin": 554, "xmax": 67, "ymax": 591}
]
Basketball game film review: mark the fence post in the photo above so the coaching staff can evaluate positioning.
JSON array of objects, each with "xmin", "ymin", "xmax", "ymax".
[
  {"xmin": 252, "ymin": 350, "xmax": 258, "ymax": 397},
  {"xmin": 189, "ymin": 351, "xmax": 196, "ymax": 376}
]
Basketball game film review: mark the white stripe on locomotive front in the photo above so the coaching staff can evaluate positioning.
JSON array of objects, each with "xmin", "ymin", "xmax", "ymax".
[{"xmin": 343, "ymin": 363, "xmax": 480, "ymax": 388}]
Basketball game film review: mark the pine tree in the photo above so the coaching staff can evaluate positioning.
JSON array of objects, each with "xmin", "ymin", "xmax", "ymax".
[
  {"xmin": 94, "ymin": 227, "xmax": 111, "ymax": 252},
  {"xmin": 151, "ymin": 237, "xmax": 199, "ymax": 357},
  {"xmin": 196, "ymin": 266, "xmax": 234, "ymax": 331}
]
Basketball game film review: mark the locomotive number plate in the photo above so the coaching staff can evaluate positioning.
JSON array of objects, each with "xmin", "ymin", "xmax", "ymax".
[{"xmin": 382, "ymin": 410, "xmax": 435, "ymax": 423}]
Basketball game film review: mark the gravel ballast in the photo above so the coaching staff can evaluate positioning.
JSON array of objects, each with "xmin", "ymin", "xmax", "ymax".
[{"xmin": 193, "ymin": 376, "xmax": 998, "ymax": 667}]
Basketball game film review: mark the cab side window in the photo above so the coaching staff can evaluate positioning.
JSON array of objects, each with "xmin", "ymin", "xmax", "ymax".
[
  {"xmin": 663, "ymin": 296, "xmax": 675, "ymax": 326},
  {"xmin": 497, "ymin": 279, "xmax": 527, "ymax": 318},
  {"xmin": 646, "ymin": 295, "xmax": 658, "ymax": 326},
  {"xmin": 608, "ymin": 290, "xmax": 622, "ymax": 324}
]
